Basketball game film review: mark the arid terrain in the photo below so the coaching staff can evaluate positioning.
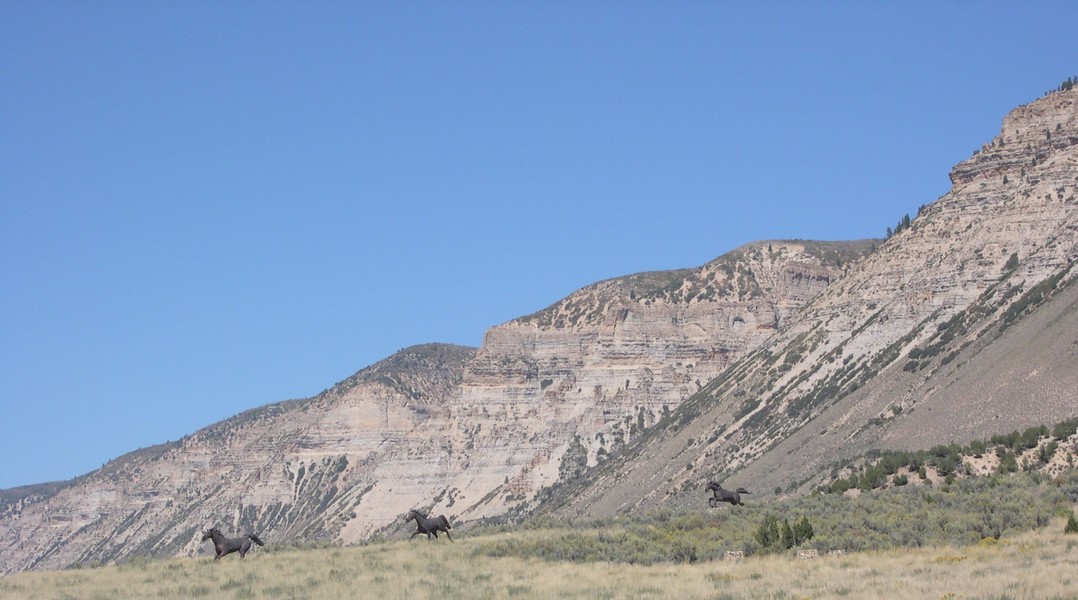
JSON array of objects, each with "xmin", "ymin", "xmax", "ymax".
[
  {"xmin": 2, "ymin": 512, "xmax": 1076, "ymax": 600},
  {"xmin": 2, "ymin": 86, "xmax": 1076, "ymax": 575}
]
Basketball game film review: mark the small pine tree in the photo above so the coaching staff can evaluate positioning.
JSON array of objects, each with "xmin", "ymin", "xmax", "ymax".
[
  {"xmin": 754, "ymin": 514, "xmax": 780, "ymax": 548},
  {"xmin": 793, "ymin": 515, "xmax": 815, "ymax": 544},
  {"xmin": 781, "ymin": 519, "xmax": 795, "ymax": 549},
  {"xmin": 1065, "ymin": 512, "xmax": 1078, "ymax": 534},
  {"xmin": 996, "ymin": 449, "xmax": 1018, "ymax": 474},
  {"xmin": 1051, "ymin": 418, "xmax": 1078, "ymax": 440}
]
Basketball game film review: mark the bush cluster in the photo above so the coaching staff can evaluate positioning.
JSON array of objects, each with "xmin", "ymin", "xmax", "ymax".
[
  {"xmin": 1047, "ymin": 75, "xmax": 1077, "ymax": 95},
  {"xmin": 885, "ymin": 213, "xmax": 912, "ymax": 239},
  {"xmin": 472, "ymin": 471, "xmax": 1072, "ymax": 565},
  {"xmin": 823, "ymin": 419, "xmax": 1077, "ymax": 494},
  {"xmin": 754, "ymin": 514, "xmax": 814, "ymax": 550}
]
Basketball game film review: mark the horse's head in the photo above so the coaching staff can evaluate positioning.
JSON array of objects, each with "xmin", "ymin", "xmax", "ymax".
[
  {"xmin": 706, "ymin": 481, "xmax": 722, "ymax": 492},
  {"xmin": 403, "ymin": 509, "xmax": 421, "ymax": 522},
  {"xmin": 201, "ymin": 527, "xmax": 220, "ymax": 541}
]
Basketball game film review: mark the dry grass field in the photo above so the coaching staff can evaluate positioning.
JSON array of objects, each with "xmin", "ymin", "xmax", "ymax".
[{"xmin": 2, "ymin": 515, "xmax": 1076, "ymax": 600}]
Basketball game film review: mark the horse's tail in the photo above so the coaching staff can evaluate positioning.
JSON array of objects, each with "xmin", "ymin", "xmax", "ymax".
[
  {"xmin": 440, "ymin": 516, "xmax": 452, "ymax": 529},
  {"xmin": 248, "ymin": 534, "xmax": 265, "ymax": 546},
  {"xmin": 736, "ymin": 488, "xmax": 751, "ymax": 494}
]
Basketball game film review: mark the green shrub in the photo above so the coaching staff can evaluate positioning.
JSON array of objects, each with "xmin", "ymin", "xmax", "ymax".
[
  {"xmin": 997, "ymin": 450, "xmax": 1018, "ymax": 474},
  {"xmin": 1052, "ymin": 418, "xmax": 1078, "ymax": 440},
  {"xmin": 779, "ymin": 519, "xmax": 796, "ymax": 549},
  {"xmin": 754, "ymin": 514, "xmax": 780, "ymax": 549},
  {"xmin": 1066, "ymin": 513, "xmax": 1078, "ymax": 534},
  {"xmin": 793, "ymin": 515, "xmax": 814, "ymax": 545},
  {"xmin": 1003, "ymin": 252, "xmax": 1019, "ymax": 273}
]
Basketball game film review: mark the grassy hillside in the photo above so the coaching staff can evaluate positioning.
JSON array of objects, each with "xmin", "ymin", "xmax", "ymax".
[
  {"xmin": 481, "ymin": 472, "xmax": 1075, "ymax": 562},
  {"xmin": 2, "ymin": 519, "xmax": 1075, "ymax": 600},
  {"xmin": 4, "ymin": 473, "xmax": 1075, "ymax": 600}
]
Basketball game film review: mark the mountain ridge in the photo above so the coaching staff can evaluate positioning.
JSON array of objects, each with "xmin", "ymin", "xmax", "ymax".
[
  {"xmin": 0, "ymin": 241, "xmax": 868, "ymax": 572},
  {"xmin": 540, "ymin": 86, "xmax": 1078, "ymax": 519},
  {"xmin": 2, "ymin": 87, "xmax": 1076, "ymax": 574}
]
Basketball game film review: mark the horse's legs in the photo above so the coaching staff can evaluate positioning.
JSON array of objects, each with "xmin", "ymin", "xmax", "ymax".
[
  {"xmin": 240, "ymin": 539, "xmax": 251, "ymax": 557},
  {"xmin": 410, "ymin": 531, "xmax": 423, "ymax": 540},
  {"xmin": 444, "ymin": 529, "xmax": 453, "ymax": 542}
]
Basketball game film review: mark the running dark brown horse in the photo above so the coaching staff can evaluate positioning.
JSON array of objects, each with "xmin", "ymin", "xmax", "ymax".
[
  {"xmin": 202, "ymin": 527, "xmax": 265, "ymax": 560},
  {"xmin": 706, "ymin": 481, "xmax": 752, "ymax": 507},
  {"xmin": 404, "ymin": 509, "xmax": 453, "ymax": 541}
]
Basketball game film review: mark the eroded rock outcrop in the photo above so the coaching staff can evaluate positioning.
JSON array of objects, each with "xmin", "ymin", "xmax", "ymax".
[
  {"xmin": 0, "ymin": 344, "xmax": 476, "ymax": 572},
  {"xmin": 546, "ymin": 87, "xmax": 1078, "ymax": 519},
  {"xmin": 0, "ymin": 241, "xmax": 867, "ymax": 572},
  {"xmin": 431, "ymin": 241, "xmax": 873, "ymax": 522}
]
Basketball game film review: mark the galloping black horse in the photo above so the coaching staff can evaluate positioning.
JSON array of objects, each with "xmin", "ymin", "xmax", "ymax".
[
  {"xmin": 202, "ymin": 527, "xmax": 265, "ymax": 560},
  {"xmin": 404, "ymin": 509, "xmax": 453, "ymax": 541},
  {"xmin": 706, "ymin": 481, "xmax": 752, "ymax": 507}
]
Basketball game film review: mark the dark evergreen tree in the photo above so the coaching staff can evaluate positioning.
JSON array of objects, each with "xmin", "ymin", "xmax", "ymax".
[
  {"xmin": 793, "ymin": 515, "xmax": 815, "ymax": 545},
  {"xmin": 754, "ymin": 514, "xmax": 780, "ymax": 548},
  {"xmin": 780, "ymin": 518, "xmax": 795, "ymax": 549}
]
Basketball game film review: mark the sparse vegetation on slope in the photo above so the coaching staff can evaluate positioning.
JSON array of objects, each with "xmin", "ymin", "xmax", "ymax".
[
  {"xmin": 517, "ymin": 240, "xmax": 876, "ymax": 328},
  {"xmin": 479, "ymin": 471, "xmax": 1074, "ymax": 564},
  {"xmin": 1046, "ymin": 75, "xmax": 1077, "ymax": 96},
  {"xmin": 820, "ymin": 419, "xmax": 1078, "ymax": 494}
]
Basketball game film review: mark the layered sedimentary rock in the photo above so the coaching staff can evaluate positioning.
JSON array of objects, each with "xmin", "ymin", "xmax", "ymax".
[
  {"xmin": 0, "ymin": 241, "xmax": 866, "ymax": 572},
  {"xmin": 431, "ymin": 241, "xmax": 873, "ymax": 521},
  {"xmin": 0, "ymin": 345, "xmax": 477, "ymax": 572},
  {"xmin": 4, "ymin": 86, "xmax": 1074, "ymax": 575},
  {"xmin": 547, "ymin": 87, "xmax": 1078, "ymax": 519}
]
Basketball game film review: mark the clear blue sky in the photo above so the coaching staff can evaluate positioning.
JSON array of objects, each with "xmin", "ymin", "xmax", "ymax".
[{"xmin": 2, "ymin": 2, "xmax": 1075, "ymax": 489}]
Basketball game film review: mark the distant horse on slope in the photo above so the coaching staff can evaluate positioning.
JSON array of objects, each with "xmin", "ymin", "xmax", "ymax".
[
  {"xmin": 404, "ymin": 509, "xmax": 453, "ymax": 541},
  {"xmin": 202, "ymin": 527, "xmax": 265, "ymax": 560},
  {"xmin": 707, "ymin": 481, "xmax": 752, "ymax": 507}
]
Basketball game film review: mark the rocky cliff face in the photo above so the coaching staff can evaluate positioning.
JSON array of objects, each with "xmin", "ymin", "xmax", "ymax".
[
  {"xmin": 3, "ymin": 87, "xmax": 1075, "ymax": 574},
  {"xmin": 0, "ymin": 344, "xmax": 476, "ymax": 572},
  {"xmin": 544, "ymin": 87, "xmax": 1078, "ymax": 519},
  {"xmin": 0, "ymin": 241, "xmax": 867, "ymax": 573},
  {"xmin": 422, "ymin": 240, "xmax": 874, "ymax": 523}
]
